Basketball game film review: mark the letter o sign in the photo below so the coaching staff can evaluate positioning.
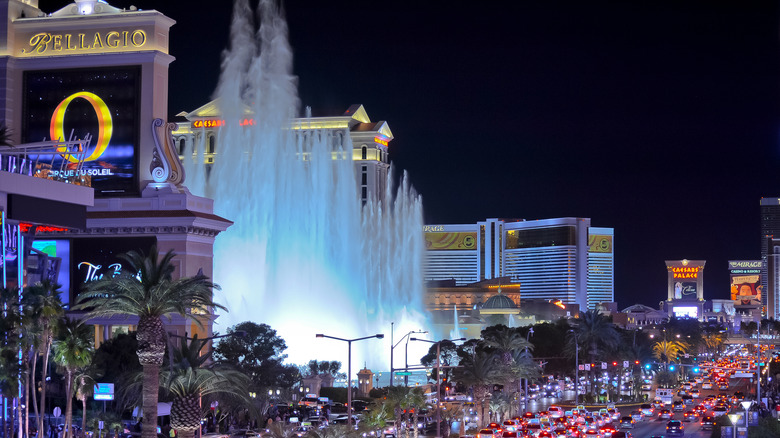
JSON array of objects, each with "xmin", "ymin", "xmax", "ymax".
[{"xmin": 49, "ymin": 91, "xmax": 113, "ymax": 162}]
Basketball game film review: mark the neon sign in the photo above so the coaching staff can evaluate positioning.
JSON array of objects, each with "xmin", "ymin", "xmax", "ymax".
[
  {"xmin": 672, "ymin": 266, "xmax": 699, "ymax": 279},
  {"xmin": 192, "ymin": 118, "xmax": 255, "ymax": 128},
  {"xmin": 18, "ymin": 223, "xmax": 69, "ymax": 233},
  {"xmin": 374, "ymin": 137, "xmax": 389, "ymax": 146},
  {"xmin": 50, "ymin": 91, "xmax": 113, "ymax": 162},
  {"xmin": 21, "ymin": 30, "xmax": 147, "ymax": 55}
]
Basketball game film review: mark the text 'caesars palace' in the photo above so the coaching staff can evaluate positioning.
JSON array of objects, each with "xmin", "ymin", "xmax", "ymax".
[{"xmin": 1, "ymin": 0, "xmax": 778, "ymax": 348}]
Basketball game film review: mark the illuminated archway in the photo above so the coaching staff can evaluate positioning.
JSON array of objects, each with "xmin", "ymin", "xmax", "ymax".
[{"xmin": 49, "ymin": 91, "xmax": 113, "ymax": 162}]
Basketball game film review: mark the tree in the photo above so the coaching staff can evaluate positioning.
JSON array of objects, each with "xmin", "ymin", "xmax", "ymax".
[
  {"xmin": 452, "ymin": 350, "xmax": 504, "ymax": 428},
  {"xmin": 22, "ymin": 281, "xmax": 64, "ymax": 436},
  {"xmin": 74, "ymin": 364, "xmax": 103, "ymax": 435},
  {"xmin": 52, "ymin": 318, "xmax": 94, "ymax": 438},
  {"xmin": 652, "ymin": 340, "xmax": 688, "ymax": 365},
  {"xmin": 358, "ymin": 401, "xmax": 393, "ymax": 438},
  {"xmin": 74, "ymin": 245, "xmax": 224, "ymax": 438},
  {"xmin": 572, "ymin": 310, "xmax": 620, "ymax": 401},
  {"xmin": 213, "ymin": 322, "xmax": 299, "ymax": 391}
]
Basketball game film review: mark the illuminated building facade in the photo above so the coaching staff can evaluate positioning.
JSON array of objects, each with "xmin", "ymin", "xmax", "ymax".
[
  {"xmin": 761, "ymin": 197, "xmax": 780, "ymax": 317},
  {"xmin": 423, "ymin": 217, "xmax": 614, "ymax": 311},
  {"xmin": 0, "ymin": 1, "xmax": 230, "ymax": 345},
  {"xmin": 171, "ymin": 102, "xmax": 393, "ymax": 203}
]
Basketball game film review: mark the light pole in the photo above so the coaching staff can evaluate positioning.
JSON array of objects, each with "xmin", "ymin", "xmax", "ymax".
[
  {"xmin": 390, "ymin": 329, "xmax": 427, "ymax": 387},
  {"xmin": 740, "ymin": 400, "xmax": 752, "ymax": 437},
  {"xmin": 315, "ymin": 333, "xmax": 384, "ymax": 427},
  {"xmin": 728, "ymin": 413, "xmax": 740, "ymax": 438},
  {"xmin": 411, "ymin": 337, "xmax": 465, "ymax": 438},
  {"xmin": 568, "ymin": 329, "xmax": 580, "ymax": 405},
  {"xmin": 523, "ymin": 328, "xmax": 534, "ymax": 413}
]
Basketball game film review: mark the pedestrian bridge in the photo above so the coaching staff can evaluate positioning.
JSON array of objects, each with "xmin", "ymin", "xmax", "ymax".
[{"xmin": 723, "ymin": 334, "xmax": 780, "ymax": 346}]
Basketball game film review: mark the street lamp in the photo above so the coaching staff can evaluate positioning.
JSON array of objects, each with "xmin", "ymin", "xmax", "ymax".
[
  {"xmin": 728, "ymin": 413, "xmax": 740, "ymax": 438},
  {"xmin": 389, "ymin": 324, "xmax": 427, "ymax": 387},
  {"xmin": 411, "ymin": 337, "xmax": 466, "ymax": 438},
  {"xmin": 569, "ymin": 330, "xmax": 579, "ymax": 405},
  {"xmin": 315, "ymin": 333, "xmax": 384, "ymax": 427},
  {"xmin": 740, "ymin": 400, "xmax": 752, "ymax": 436}
]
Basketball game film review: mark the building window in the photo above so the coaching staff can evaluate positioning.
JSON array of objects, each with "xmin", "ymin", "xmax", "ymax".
[
  {"xmin": 207, "ymin": 135, "xmax": 216, "ymax": 154},
  {"xmin": 361, "ymin": 145, "xmax": 367, "ymax": 160},
  {"xmin": 362, "ymin": 186, "xmax": 367, "ymax": 199},
  {"xmin": 178, "ymin": 138, "xmax": 186, "ymax": 155},
  {"xmin": 361, "ymin": 172, "xmax": 367, "ymax": 185}
]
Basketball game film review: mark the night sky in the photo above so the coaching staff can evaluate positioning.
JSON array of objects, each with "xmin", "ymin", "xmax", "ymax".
[{"xmin": 43, "ymin": 1, "xmax": 780, "ymax": 309}]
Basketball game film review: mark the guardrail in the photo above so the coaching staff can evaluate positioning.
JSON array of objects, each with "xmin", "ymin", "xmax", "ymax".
[{"xmin": 0, "ymin": 136, "xmax": 92, "ymax": 186}]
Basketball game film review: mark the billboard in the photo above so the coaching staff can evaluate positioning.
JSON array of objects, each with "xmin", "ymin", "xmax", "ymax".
[
  {"xmin": 425, "ymin": 232, "xmax": 477, "ymax": 250},
  {"xmin": 728, "ymin": 260, "xmax": 762, "ymax": 304},
  {"xmin": 22, "ymin": 66, "xmax": 141, "ymax": 196},
  {"xmin": 588, "ymin": 234, "xmax": 613, "ymax": 253},
  {"xmin": 673, "ymin": 306, "xmax": 698, "ymax": 319}
]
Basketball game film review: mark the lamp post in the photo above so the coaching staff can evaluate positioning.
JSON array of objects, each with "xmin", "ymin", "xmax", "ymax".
[
  {"xmin": 315, "ymin": 333, "xmax": 384, "ymax": 427},
  {"xmin": 523, "ymin": 328, "xmax": 534, "ymax": 413},
  {"xmin": 168, "ymin": 330, "xmax": 247, "ymax": 438},
  {"xmin": 569, "ymin": 330, "xmax": 579, "ymax": 405},
  {"xmin": 411, "ymin": 337, "xmax": 465, "ymax": 438},
  {"xmin": 728, "ymin": 413, "xmax": 740, "ymax": 438},
  {"xmin": 741, "ymin": 400, "xmax": 752, "ymax": 437},
  {"xmin": 390, "ymin": 328, "xmax": 427, "ymax": 387}
]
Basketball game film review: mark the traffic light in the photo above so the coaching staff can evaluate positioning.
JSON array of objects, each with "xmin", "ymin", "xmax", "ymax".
[
  {"xmin": 669, "ymin": 365, "xmax": 675, "ymax": 371},
  {"xmin": 612, "ymin": 362, "xmax": 618, "ymax": 366},
  {"xmin": 693, "ymin": 367, "xmax": 700, "ymax": 373},
  {"xmin": 644, "ymin": 364, "xmax": 651, "ymax": 370}
]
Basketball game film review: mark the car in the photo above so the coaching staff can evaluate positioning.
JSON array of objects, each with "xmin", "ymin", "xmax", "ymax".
[
  {"xmin": 700, "ymin": 415, "xmax": 715, "ymax": 430},
  {"xmin": 718, "ymin": 382, "xmax": 729, "ymax": 390},
  {"xmin": 690, "ymin": 389, "xmax": 700, "ymax": 398},
  {"xmin": 672, "ymin": 400, "xmax": 684, "ymax": 411},
  {"xmin": 629, "ymin": 410, "xmax": 643, "ymax": 422},
  {"xmin": 712, "ymin": 406, "xmax": 728, "ymax": 417},
  {"xmin": 611, "ymin": 433, "xmax": 633, "ymax": 438},
  {"xmin": 640, "ymin": 404, "xmax": 653, "ymax": 417},
  {"xmin": 666, "ymin": 420, "xmax": 684, "ymax": 436},
  {"xmin": 682, "ymin": 410, "xmax": 697, "ymax": 422},
  {"xmin": 619, "ymin": 416, "xmax": 634, "ymax": 429},
  {"xmin": 477, "ymin": 429, "xmax": 496, "ymax": 438},
  {"xmin": 702, "ymin": 382, "xmax": 713, "ymax": 389},
  {"xmin": 548, "ymin": 406, "xmax": 564, "ymax": 419},
  {"xmin": 641, "ymin": 383, "xmax": 652, "ymax": 391},
  {"xmin": 501, "ymin": 432, "xmax": 517, "ymax": 438},
  {"xmin": 658, "ymin": 409, "xmax": 672, "ymax": 420}
]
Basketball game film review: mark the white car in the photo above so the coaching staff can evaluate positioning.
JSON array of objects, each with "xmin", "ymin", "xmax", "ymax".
[{"xmin": 701, "ymin": 382, "xmax": 713, "ymax": 389}]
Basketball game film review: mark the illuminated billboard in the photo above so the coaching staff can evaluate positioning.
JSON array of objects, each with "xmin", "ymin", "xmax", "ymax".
[
  {"xmin": 588, "ymin": 235, "xmax": 613, "ymax": 253},
  {"xmin": 728, "ymin": 260, "xmax": 763, "ymax": 304},
  {"xmin": 425, "ymin": 232, "xmax": 477, "ymax": 250},
  {"xmin": 22, "ymin": 67, "xmax": 141, "ymax": 196},
  {"xmin": 673, "ymin": 306, "xmax": 698, "ymax": 319}
]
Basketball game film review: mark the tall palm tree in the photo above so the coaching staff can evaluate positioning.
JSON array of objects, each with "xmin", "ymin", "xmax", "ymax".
[
  {"xmin": 572, "ymin": 310, "xmax": 620, "ymax": 401},
  {"xmin": 74, "ymin": 246, "xmax": 225, "ymax": 438},
  {"xmin": 453, "ymin": 350, "xmax": 504, "ymax": 428},
  {"xmin": 74, "ymin": 364, "xmax": 103, "ymax": 435},
  {"xmin": 22, "ymin": 280, "xmax": 64, "ymax": 436},
  {"xmin": 359, "ymin": 401, "xmax": 393, "ymax": 438},
  {"xmin": 52, "ymin": 318, "xmax": 94, "ymax": 438},
  {"xmin": 0, "ymin": 287, "xmax": 22, "ymax": 438}
]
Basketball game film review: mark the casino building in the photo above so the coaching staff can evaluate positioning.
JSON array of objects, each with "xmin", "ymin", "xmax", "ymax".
[
  {"xmin": 423, "ymin": 217, "xmax": 614, "ymax": 311},
  {"xmin": 171, "ymin": 102, "xmax": 393, "ymax": 204},
  {"xmin": 0, "ymin": 0, "xmax": 230, "ymax": 344}
]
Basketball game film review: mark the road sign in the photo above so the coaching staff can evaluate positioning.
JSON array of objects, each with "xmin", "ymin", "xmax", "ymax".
[
  {"xmin": 623, "ymin": 361, "xmax": 629, "ymax": 368},
  {"xmin": 99, "ymin": 421, "xmax": 104, "ymax": 430},
  {"xmin": 584, "ymin": 364, "xmax": 591, "ymax": 371},
  {"xmin": 53, "ymin": 407, "xmax": 61, "ymax": 418},
  {"xmin": 395, "ymin": 371, "xmax": 412, "ymax": 376},
  {"xmin": 94, "ymin": 383, "xmax": 115, "ymax": 401},
  {"xmin": 601, "ymin": 362, "xmax": 607, "ymax": 370},
  {"xmin": 579, "ymin": 365, "xmax": 584, "ymax": 370}
]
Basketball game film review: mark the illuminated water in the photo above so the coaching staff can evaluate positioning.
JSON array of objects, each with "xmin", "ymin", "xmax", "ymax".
[{"xmin": 183, "ymin": 0, "xmax": 428, "ymax": 370}]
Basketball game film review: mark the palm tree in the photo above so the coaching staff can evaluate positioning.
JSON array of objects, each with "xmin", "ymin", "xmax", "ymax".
[
  {"xmin": 74, "ymin": 364, "xmax": 103, "ymax": 435},
  {"xmin": 359, "ymin": 401, "xmax": 393, "ymax": 437},
  {"xmin": 385, "ymin": 386, "xmax": 427, "ymax": 438},
  {"xmin": 52, "ymin": 318, "xmax": 94, "ymax": 438},
  {"xmin": 0, "ymin": 287, "xmax": 23, "ymax": 438},
  {"xmin": 572, "ymin": 310, "xmax": 620, "ymax": 401},
  {"xmin": 405, "ymin": 387, "xmax": 427, "ymax": 438},
  {"xmin": 74, "ymin": 245, "xmax": 225, "ymax": 438},
  {"xmin": 453, "ymin": 350, "xmax": 504, "ymax": 428},
  {"xmin": 652, "ymin": 340, "xmax": 688, "ymax": 366},
  {"xmin": 22, "ymin": 281, "xmax": 64, "ymax": 436}
]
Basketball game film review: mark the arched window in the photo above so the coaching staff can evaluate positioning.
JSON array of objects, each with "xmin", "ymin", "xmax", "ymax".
[
  {"xmin": 207, "ymin": 135, "xmax": 216, "ymax": 154},
  {"xmin": 178, "ymin": 138, "xmax": 186, "ymax": 155},
  {"xmin": 361, "ymin": 145, "xmax": 367, "ymax": 160}
]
